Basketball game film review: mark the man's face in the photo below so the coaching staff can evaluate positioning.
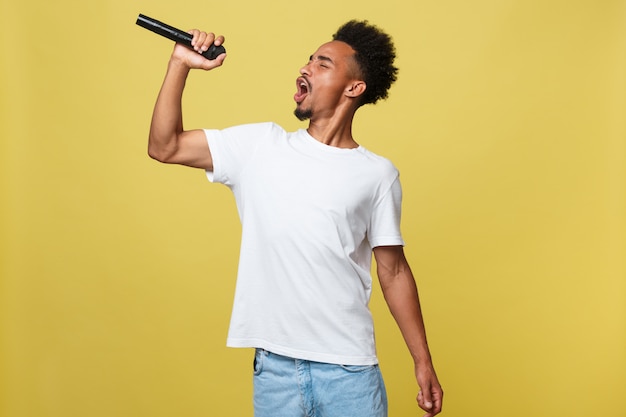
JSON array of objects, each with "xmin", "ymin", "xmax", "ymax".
[{"xmin": 294, "ymin": 41, "xmax": 361, "ymax": 121}]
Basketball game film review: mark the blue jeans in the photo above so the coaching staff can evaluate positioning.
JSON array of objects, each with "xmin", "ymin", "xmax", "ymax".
[{"xmin": 253, "ymin": 349, "xmax": 388, "ymax": 417}]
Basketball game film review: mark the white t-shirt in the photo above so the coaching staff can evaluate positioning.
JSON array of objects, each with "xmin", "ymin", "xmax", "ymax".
[{"xmin": 205, "ymin": 122, "xmax": 404, "ymax": 365}]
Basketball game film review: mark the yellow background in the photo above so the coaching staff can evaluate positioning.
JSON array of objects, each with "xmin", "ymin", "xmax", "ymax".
[{"xmin": 1, "ymin": 0, "xmax": 625, "ymax": 416}]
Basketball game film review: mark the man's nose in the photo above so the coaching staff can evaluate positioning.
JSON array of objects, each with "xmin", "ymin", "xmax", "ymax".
[{"xmin": 299, "ymin": 63, "xmax": 311, "ymax": 76}]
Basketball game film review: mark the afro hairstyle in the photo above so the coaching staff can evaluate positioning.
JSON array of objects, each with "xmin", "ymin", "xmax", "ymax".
[{"xmin": 332, "ymin": 20, "xmax": 398, "ymax": 106}]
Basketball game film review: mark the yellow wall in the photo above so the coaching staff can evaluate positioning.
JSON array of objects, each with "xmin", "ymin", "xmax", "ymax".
[{"xmin": 1, "ymin": 0, "xmax": 624, "ymax": 416}]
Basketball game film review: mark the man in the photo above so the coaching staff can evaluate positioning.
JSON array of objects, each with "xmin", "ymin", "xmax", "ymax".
[{"xmin": 147, "ymin": 20, "xmax": 443, "ymax": 417}]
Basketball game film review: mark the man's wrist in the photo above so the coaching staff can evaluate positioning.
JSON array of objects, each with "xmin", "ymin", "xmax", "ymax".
[
  {"xmin": 412, "ymin": 350, "xmax": 433, "ymax": 367},
  {"xmin": 167, "ymin": 55, "xmax": 192, "ymax": 73}
]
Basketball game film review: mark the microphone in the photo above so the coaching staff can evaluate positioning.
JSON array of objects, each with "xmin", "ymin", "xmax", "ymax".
[{"xmin": 136, "ymin": 14, "xmax": 226, "ymax": 60}]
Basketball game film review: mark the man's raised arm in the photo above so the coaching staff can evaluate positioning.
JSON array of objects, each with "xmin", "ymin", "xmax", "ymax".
[{"xmin": 147, "ymin": 30, "xmax": 226, "ymax": 170}]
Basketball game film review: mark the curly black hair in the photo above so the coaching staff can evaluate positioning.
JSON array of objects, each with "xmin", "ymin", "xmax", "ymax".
[{"xmin": 333, "ymin": 20, "xmax": 398, "ymax": 106}]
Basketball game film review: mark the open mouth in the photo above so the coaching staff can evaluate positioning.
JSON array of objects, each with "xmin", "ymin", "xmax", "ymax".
[{"xmin": 294, "ymin": 77, "xmax": 310, "ymax": 104}]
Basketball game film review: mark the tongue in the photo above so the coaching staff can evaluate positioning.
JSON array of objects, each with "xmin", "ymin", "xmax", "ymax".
[
  {"xmin": 294, "ymin": 86, "xmax": 308, "ymax": 103},
  {"xmin": 294, "ymin": 80, "xmax": 309, "ymax": 103},
  {"xmin": 294, "ymin": 91, "xmax": 307, "ymax": 103}
]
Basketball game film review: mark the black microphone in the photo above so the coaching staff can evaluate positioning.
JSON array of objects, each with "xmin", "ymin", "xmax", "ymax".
[{"xmin": 136, "ymin": 14, "xmax": 226, "ymax": 60}]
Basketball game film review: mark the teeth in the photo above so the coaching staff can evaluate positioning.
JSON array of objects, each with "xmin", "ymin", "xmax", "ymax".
[{"xmin": 297, "ymin": 78, "xmax": 309, "ymax": 97}]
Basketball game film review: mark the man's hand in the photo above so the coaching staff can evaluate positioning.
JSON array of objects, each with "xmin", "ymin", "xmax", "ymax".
[
  {"xmin": 171, "ymin": 29, "xmax": 226, "ymax": 70},
  {"xmin": 416, "ymin": 362, "xmax": 443, "ymax": 416}
]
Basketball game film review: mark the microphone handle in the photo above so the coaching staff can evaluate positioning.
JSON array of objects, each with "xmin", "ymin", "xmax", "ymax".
[{"xmin": 136, "ymin": 14, "xmax": 226, "ymax": 60}]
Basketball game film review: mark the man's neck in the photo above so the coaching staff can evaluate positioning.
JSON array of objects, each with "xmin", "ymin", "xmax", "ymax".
[{"xmin": 306, "ymin": 110, "xmax": 359, "ymax": 149}]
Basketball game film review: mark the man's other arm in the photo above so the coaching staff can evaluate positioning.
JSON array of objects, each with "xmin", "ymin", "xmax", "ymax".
[{"xmin": 373, "ymin": 245, "xmax": 443, "ymax": 417}]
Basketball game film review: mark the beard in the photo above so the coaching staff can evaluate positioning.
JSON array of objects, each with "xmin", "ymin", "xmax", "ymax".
[{"xmin": 294, "ymin": 106, "xmax": 312, "ymax": 121}]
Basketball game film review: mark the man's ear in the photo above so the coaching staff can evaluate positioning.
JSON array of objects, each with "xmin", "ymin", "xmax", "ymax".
[{"xmin": 346, "ymin": 80, "xmax": 366, "ymax": 98}]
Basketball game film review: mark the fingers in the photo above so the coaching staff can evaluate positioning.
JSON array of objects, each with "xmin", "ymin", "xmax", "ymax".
[
  {"xmin": 417, "ymin": 388, "xmax": 433, "ymax": 416},
  {"xmin": 415, "ymin": 363, "xmax": 443, "ymax": 416},
  {"xmin": 433, "ymin": 387, "xmax": 443, "ymax": 414},
  {"xmin": 417, "ymin": 385, "xmax": 443, "ymax": 417},
  {"xmin": 189, "ymin": 30, "xmax": 225, "ymax": 54},
  {"xmin": 171, "ymin": 29, "xmax": 225, "ymax": 70}
]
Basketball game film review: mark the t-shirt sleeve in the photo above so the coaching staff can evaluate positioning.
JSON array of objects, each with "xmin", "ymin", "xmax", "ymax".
[
  {"xmin": 368, "ymin": 175, "xmax": 405, "ymax": 248},
  {"xmin": 204, "ymin": 122, "xmax": 274, "ymax": 186}
]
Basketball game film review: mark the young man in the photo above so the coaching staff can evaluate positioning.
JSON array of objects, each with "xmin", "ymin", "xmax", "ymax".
[{"xmin": 148, "ymin": 20, "xmax": 443, "ymax": 417}]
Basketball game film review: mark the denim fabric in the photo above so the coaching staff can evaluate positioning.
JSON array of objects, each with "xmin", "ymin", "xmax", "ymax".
[{"xmin": 253, "ymin": 349, "xmax": 388, "ymax": 417}]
